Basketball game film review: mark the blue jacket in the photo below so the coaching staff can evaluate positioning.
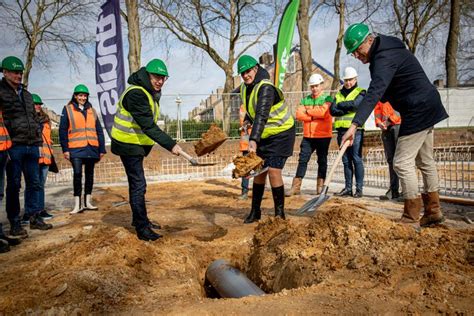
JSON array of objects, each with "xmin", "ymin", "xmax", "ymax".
[
  {"xmin": 59, "ymin": 101, "xmax": 106, "ymax": 159},
  {"xmin": 352, "ymin": 35, "xmax": 448, "ymax": 137}
]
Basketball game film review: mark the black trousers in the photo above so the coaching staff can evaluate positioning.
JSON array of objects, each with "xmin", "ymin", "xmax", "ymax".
[
  {"xmin": 71, "ymin": 158, "xmax": 96, "ymax": 196},
  {"xmin": 295, "ymin": 137, "xmax": 331, "ymax": 179}
]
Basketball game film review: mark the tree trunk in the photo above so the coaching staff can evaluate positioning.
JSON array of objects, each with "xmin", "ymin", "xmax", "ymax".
[
  {"xmin": 445, "ymin": 0, "xmax": 460, "ymax": 87},
  {"xmin": 331, "ymin": 0, "xmax": 345, "ymax": 93},
  {"xmin": 125, "ymin": 0, "xmax": 142, "ymax": 74},
  {"xmin": 297, "ymin": 0, "xmax": 312, "ymax": 92},
  {"xmin": 23, "ymin": 43, "xmax": 36, "ymax": 89},
  {"xmin": 222, "ymin": 70, "xmax": 235, "ymax": 134}
]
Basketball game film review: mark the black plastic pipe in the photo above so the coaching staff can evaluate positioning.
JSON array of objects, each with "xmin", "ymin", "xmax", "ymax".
[{"xmin": 205, "ymin": 259, "xmax": 265, "ymax": 298}]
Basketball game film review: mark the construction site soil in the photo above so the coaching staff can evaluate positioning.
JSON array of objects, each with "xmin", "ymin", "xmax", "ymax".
[{"xmin": 0, "ymin": 180, "xmax": 473, "ymax": 314}]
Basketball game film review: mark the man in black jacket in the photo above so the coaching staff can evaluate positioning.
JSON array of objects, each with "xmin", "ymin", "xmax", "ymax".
[
  {"xmin": 0, "ymin": 56, "xmax": 53, "ymax": 237},
  {"xmin": 111, "ymin": 59, "xmax": 183, "ymax": 241},
  {"xmin": 341, "ymin": 23, "xmax": 449, "ymax": 229}
]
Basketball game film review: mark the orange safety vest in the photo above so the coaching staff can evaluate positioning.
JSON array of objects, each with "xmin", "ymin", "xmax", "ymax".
[
  {"xmin": 65, "ymin": 103, "xmax": 99, "ymax": 148},
  {"xmin": 239, "ymin": 105, "xmax": 252, "ymax": 152},
  {"xmin": 295, "ymin": 94, "xmax": 332, "ymax": 138},
  {"xmin": 39, "ymin": 122, "xmax": 52, "ymax": 165},
  {"xmin": 0, "ymin": 110, "xmax": 12, "ymax": 151},
  {"xmin": 374, "ymin": 101, "xmax": 401, "ymax": 129}
]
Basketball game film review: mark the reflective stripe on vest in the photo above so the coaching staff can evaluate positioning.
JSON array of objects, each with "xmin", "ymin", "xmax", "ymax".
[
  {"xmin": 0, "ymin": 111, "xmax": 12, "ymax": 151},
  {"xmin": 334, "ymin": 87, "xmax": 365, "ymax": 129},
  {"xmin": 66, "ymin": 104, "xmax": 99, "ymax": 148},
  {"xmin": 240, "ymin": 80, "xmax": 294, "ymax": 139},
  {"xmin": 111, "ymin": 85, "xmax": 160, "ymax": 145},
  {"xmin": 39, "ymin": 122, "xmax": 52, "ymax": 165}
]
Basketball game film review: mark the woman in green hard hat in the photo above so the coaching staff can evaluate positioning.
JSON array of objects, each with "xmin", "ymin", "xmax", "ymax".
[
  {"xmin": 59, "ymin": 84, "xmax": 106, "ymax": 214},
  {"xmin": 237, "ymin": 55, "xmax": 295, "ymax": 224}
]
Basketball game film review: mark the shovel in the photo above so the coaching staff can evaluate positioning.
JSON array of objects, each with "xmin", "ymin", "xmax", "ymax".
[
  {"xmin": 296, "ymin": 140, "xmax": 350, "ymax": 215},
  {"xmin": 245, "ymin": 166, "xmax": 269, "ymax": 179},
  {"xmin": 178, "ymin": 148, "xmax": 217, "ymax": 166}
]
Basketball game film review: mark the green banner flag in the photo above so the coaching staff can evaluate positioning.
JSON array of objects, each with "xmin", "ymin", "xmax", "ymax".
[{"xmin": 274, "ymin": 0, "xmax": 300, "ymax": 90}]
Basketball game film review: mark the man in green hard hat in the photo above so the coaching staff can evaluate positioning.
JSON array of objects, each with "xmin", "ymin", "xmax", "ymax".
[
  {"xmin": 0, "ymin": 56, "xmax": 53, "ymax": 239},
  {"xmin": 340, "ymin": 23, "xmax": 449, "ymax": 230},
  {"xmin": 111, "ymin": 58, "xmax": 187, "ymax": 241}
]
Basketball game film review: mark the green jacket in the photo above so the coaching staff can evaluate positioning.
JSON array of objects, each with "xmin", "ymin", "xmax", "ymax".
[{"xmin": 111, "ymin": 67, "xmax": 176, "ymax": 156}]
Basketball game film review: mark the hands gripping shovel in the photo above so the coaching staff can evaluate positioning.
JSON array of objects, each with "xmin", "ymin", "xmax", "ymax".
[{"xmin": 296, "ymin": 141, "xmax": 350, "ymax": 215}]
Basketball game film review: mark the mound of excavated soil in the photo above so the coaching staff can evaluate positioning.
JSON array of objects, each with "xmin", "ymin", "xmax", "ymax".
[
  {"xmin": 232, "ymin": 152, "xmax": 264, "ymax": 178},
  {"xmin": 194, "ymin": 125, "xmax": 227, "ymax": 156},
  {"xmin": 0, "ymin": 181, "xmax": 472, "ymax": 314},
  {"xmin": 247, "ymin": 198, "xmax": 474, "ymax": 312}
]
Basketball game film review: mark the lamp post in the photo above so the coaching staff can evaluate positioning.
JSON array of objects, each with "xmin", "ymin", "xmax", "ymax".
[{"xmin": 175, "ymin": 96, "xmax": 183, "ymax": 141}]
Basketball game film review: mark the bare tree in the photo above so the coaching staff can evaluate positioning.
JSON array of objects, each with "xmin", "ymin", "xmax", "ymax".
[
  {"xmin": 297, "ymin": 0, "xmax": 323, "ymax": 90},
  {"xmin": 121, "ymin": 0, "xmax": 142, "ymax": 74},
  {"xmin": 445, "ymin": 0, "xmax": 460, "ymax": 87},
  {"xmin": 329, "ymin": 0, "xmax": 345, "ymax": 92},
  {"xmin": 391, "ymin": 0, "xmax": 449, "ymax": 54},
  {"xmin": 142, "ymin": 0, "xmax": 282, "ymax": 133},
  {"xmin": 0, "ymin": 0, "xmax": 96, "ymax": 88}
]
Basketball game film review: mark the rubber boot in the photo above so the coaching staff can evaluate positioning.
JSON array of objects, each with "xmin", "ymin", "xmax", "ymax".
[
  {"xmin": 244, "ymin": 183, "xmax": 265, "ymax": 224},
  {"xmin": 316, "ymin": 178, "xmax": 324, "ymax": 195},
  {"xmin": 70, "ymin": 196, "xmax": 83, "ymax": 214},
  {"xmin": 399, "ymin": 197, "xmax": 421, "ymax": 231},
  {"xmin": 420, "ymin": 192, "xmax": 445, "ymax": 227},
  {"xmin": 285, "ymin": 177, "xmax": 302, "ymax": 197},
  {"xmin": 272, "ymin": 185, "xmax": 285, "ymax": 219},
  {"xmin": 84, "ymin": 194, "xmax": 98, "ymax": 210}
]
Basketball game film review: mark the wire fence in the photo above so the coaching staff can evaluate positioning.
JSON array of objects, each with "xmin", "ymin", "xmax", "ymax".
[{"xmin": 47, "ymin": 144, "xmax": 474, "ymax": 199}]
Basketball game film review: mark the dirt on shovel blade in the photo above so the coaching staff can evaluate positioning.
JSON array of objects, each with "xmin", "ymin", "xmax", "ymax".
[
  {"xmin": 194, "ymin": 124, "xmax": 227, "ymax": 156},
  {"xmin": 232, "ymin": 152, "xmax": 264, "ymax": 178}
]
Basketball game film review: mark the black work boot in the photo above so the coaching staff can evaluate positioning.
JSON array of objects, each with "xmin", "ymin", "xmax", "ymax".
[
  {"xmin": 132, "ymin": 219, "xmax": 161, "ymax": 230},
  {"xmin": 10, "ymin": 221, "xmax": 28, "ymax": 238},
  {"xmin": 0, "ymin": 239, "xmax": 9, "ymax": 253},
  {"xmin": 244, "ymin": 183, "xmax": 265, "ymax": 224},
  {"xmin": 335, "ymin": 188, "xmax": 353, "ymax": 197},
  {"xmin": 30, "ymin": 214, "xmax": 53, "ymax": 230},
  {"xmin": 136, "ymin": 226, "xmax": 162, "ymax": 241},
  {"xmin": 272, "ymin": 185, "xmax": 286, "ymax": 219}
]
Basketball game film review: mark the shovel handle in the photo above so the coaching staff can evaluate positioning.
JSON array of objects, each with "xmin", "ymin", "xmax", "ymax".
[
  {"xmin": 324, "ymin": 140, "xmax": 350, "ymax": 187},
  {"xmin": 177, "ymin": 148, "xmax": 199, "ymax": 166}
]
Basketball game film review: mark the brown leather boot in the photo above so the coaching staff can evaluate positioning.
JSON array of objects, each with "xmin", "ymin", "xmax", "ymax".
[
  {"xmin": 399, "ymin": 197, "xmax": 421, "ymax": 230},
  {"xmin": 420, "ymin": 192, "xmax": 445, "ymax": 227},
  {"xmin": 316, "ymin": 177, "xmax": 324, "ymax": 195},
  {"xmin": 285, "ymin": 177, "xmax": 302, "ymax": 197}
]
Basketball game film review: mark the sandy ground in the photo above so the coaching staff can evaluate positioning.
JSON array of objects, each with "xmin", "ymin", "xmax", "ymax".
[{"xmin": 0, "ymin": 179, "xmax": 473, "ymax": 314}]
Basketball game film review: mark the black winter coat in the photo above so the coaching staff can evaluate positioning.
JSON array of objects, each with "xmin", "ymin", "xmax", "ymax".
[
  {"xmin": 352, "ymin": 35, "xmax": 448, "ymax": 137},
  {"xmin": 111, "ymin": 67, "xmax": 176, "ymax": 157},
  {"xmin": 0, "ymin": 78, "xmax": 41, "ymax": 145},
  {"xmin": 243, "ymin": 66, "xmax": 295, "ymax": 158}
]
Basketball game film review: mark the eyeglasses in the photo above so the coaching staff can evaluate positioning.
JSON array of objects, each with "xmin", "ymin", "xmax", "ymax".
[
  {"xmin": 240, "ymin": 68, "xmax": 255, "ymax": 77},
  {"xmin": 156, "ymin": 75, "xmax": 168, "ymax": 82}
]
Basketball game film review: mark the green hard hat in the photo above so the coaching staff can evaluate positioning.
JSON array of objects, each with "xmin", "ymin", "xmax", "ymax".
[
  {"xmin": 237, "ymin": 55, "xmax": 258, "ymax": 74},
  {"xmin": 31, "ymin": 94, "xmax": 43, "ymax": 105},
  {"xmin": 146, "ymin": 59, "xmax": 168, "ymax": 76},
  {"xmin": 344, "ymin": 23, "xmax": 370, "ymax": 54},
  {"xmin": 74, "ymin": 84, "xmax": 89, "ymax": 94},
  {"xmin": 0, "ymin": 56, "xmax": 24, "ymax": 72}
]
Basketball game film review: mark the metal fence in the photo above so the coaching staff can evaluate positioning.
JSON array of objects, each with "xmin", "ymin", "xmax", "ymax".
[{"xmin": 46, "ymin": 144, "xmax": 474, "ymax": 199}]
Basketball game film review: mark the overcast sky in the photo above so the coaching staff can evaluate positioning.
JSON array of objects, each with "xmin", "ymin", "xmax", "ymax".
[{"xmin": 0, "ymin": 4, "xmax": 444, "ymax": 120}]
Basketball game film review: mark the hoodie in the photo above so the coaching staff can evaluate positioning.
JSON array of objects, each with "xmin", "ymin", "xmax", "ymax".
[
  {"xmin": 352, "ymin": 34, "xmax": 448, "ymax": 137},
  {"xmin": 111, "ymin": 67, "xmax": 176, "ymax": 157}
]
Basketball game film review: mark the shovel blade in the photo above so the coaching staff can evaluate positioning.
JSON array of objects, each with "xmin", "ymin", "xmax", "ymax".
[{"xmin": 295, "ymin": 186, "xmax": 330, "ymax": 216}]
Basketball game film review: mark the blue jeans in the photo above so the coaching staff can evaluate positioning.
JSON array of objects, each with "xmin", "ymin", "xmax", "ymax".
[
  {"xmin": 337, "ymin": 129, "xmax": 364, "ymax": 192},
  {"xmin": 6, "ymin": 145, "xmax": 41, "ymax": 223},
  {"xmin": 241, "ymin": 151, "xmax": 249, "ymax": 194},
  {"xmin": 0, "ymin": 151, "xmax": 8, "ymax": 201},
  {"xmin": 120, "ymin": 155, "xmax": 149, "ymax": 231},
  {"xmin": 295, "ymin": 137, "xmax": 331, "ymax": 179},
  {"xmin": 38, "ymin": 164, "xmax": 49, "ymax": 211}
]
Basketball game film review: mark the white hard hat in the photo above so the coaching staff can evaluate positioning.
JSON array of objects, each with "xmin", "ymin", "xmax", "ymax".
[
  {"xmin": 308, "ymin": 73, "xmax": 324, "ymax": 86},
  {"xmin": 342, "ymin": 67, "xmax": 358, "ymax": 80}
]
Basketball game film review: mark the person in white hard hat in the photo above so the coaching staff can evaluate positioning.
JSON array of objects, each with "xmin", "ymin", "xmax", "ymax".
[
  {"xmin": 286, "ymin": 73, "xmax": 333, "ymax": 196},
  {"xmin": 329, "ymin": 66, "xmax": 366, "ymax": 198}
]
